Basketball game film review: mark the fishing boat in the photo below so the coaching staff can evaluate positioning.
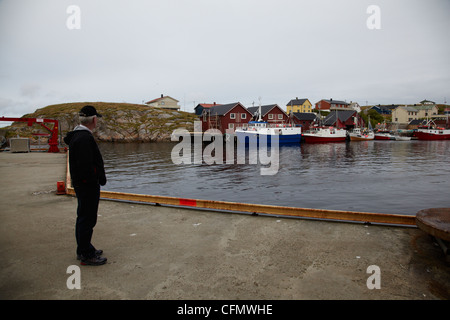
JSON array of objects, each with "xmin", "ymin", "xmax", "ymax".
[
  {"xmin": 235, "ymin": 102, "xmax": 301, "ymax": 145},
  {"xmin": 349, "ymin": 115, "xmax": 374, "ymax": 141},
  {"xmin": 235, "ymin": 121, "xmax": 302, "ymax": 145},
  {"xmin": 302, "ymin": 126, "xmax": 347, "ymax": 143},
  {"xmin": 302, "ymin": 109, "xmax": 347, "ymax": 143},
  {"xmin": 374, "ymin": 130, "xmax": 395, "ymax": 140},
  {"xmin": 414, "ymin": 120, "xmax": 450, "ymax": 140},
  {"xmin": 374, "ymin": 121, "xmax": 394, "ymax": 140},
  {"xmin": 349, "ymin": 127, "xmax": 374, "ymax": 141}
]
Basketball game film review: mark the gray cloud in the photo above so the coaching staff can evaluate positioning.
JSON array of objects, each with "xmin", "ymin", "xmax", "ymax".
[{"xmin": 0, "ymin": 0, "xmax": 449, "ymax": 117}]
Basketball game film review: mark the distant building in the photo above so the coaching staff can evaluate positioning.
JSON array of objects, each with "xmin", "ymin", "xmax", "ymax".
[
  {"xmin": 247, "ymin": 104, "xmax": 289, "ymax": 124},
  {"xmin": 392, "ymin": 105, "xmax": 438, "ymax": 124},
  {"xmin": 315, "ymin": 99, "xmax": 349, "ymax": 110},
  {"xmin": 420, "ymin": 99, "xmax": 435, "ymax": 105},
  {"xmin": 348, "ymin": 101, "xmax": 361, "ymax": 113},
  {"xmin": 370, "ymin": 105, "xmax": 399, "ymax": 115},
  {"xmin": 200, "ymin": 102, "xmax": 252, "ymax": 133},
  {"xmin": 286, "ymin": 98, "xmax": 312, "ymax": 113},
  {"xmin": 145, "ymin": 94, "xmax": 180, "ymax": 110}
]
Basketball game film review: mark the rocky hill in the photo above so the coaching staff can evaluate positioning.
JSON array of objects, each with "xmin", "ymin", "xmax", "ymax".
[{"xmin": 3, "ymin": 102, "xmax": 198, "ymax": 143}]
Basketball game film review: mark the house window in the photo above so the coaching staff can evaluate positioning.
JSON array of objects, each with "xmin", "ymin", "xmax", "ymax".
[
  {"xmin": 228, "ymin": 123, "xmax": 234, "ymax": 129},
  {"xmin": 268, "ymin": 114, "xmax": 273, "ymax": 120},
  {"xmin": 230, "ymin": 113, "xmax": 236, "ymax": 119},
  {"xmin": 241, "ymin": 113, "xmax": 246, "ymax": 119},
  {"xmin": 278, "ymin": 114, "xmax": 283, "ymax": 120}
]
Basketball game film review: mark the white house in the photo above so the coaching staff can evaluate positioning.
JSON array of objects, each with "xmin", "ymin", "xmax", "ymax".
[{"xmin": 145, "ymin": 94, "xmax": 180, "ymax": 110}]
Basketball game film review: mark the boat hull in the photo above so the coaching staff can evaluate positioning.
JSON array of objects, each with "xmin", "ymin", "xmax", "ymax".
[
  {"xmin": 235, "ymin": 131, "xmax": 302, "ymax": 145},
  {"xmin": 349, "ymin": 130, "xmax": 374, "ymax": 141},
  {"xmin": 414, "ymin": 130, "xmax": 450, "ymax": 140},
  {"xmin": 374, "ymin": 134, "xmax": 394, "ymax": 140},
  {"xmin": 350, "ymin": 136, "xmax": 374, "ymax": 141},
  {"xmin": 302, "ymin": 135, "xmax": 346, "ymax": 143}
]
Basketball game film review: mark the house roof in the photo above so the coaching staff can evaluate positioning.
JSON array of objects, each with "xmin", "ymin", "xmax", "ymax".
[
  {"xmin": 195, "ymin": 103, "xmax": 222, "ymax": 109},
  {"xmin": 145, "ymin": 95, "xmax": 179, "ymax": 104},
  {"xmin": 323, "ymin": 110, "xmax": 356, "ymax": 126},
  {"xmin": 318, "ymin": 99, "xmax": 349, "ymax": 105},
  {"xmin": 206, "ymin": 102, "xmax": 250, "ymax": 116},
  {"xmin": 414, "ymin": 105, "xmax": 436, "ymax": 110},
  {"xmin": 286, "ymin": 98, "xmax": 309, "ymax": 106},
  {"xmin": 409, "ymin": 119, "xmax": 427, "ymax": 125},
  {"xmin": 292, "ymin": 112, "xmax": 318, "ymax": 121},
  {"xmin": 247, "ymin": 104, "xmax": 287, "ymax": 117},
  {"xmin": 376, "ymin": 104, "xmax": 400, "ymax": 110},
  {"xmin": 371, "ymin": 105, "xmax": 394, "ymax": 114},
  {"xmin": 194, "ymin": 103, "xmax": 222, "ymax": 115}
]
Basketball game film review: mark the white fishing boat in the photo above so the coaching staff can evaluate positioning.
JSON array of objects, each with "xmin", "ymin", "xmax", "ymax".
[
  {"xmin": 302, "ymin": 126, "xmax": 347, "ymax": 143},
  {"xmin": 349, "ymin": 127, "xmax": 374, "ymax": 141},
  {"xmin": 235, "ymin": 102, "xmax": 301, "ymax": 145},
  {"xmin": 349, "ymin": 115, "xmax": 374, "ymax": 141}
]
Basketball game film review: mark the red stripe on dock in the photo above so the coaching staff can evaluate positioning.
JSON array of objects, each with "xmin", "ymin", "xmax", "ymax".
[{"xmin": 179, "ymin": 198, "xmax": 197, "ymax": 207}]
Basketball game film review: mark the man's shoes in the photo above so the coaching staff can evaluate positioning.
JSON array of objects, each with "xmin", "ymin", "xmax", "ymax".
[
  {"xmin": 77, "ymin": 249, "xmax": 103, "ymax": 261},
  {"xmin": 80, "ymin": 255, "xmax": 107, "ymax": 266}
]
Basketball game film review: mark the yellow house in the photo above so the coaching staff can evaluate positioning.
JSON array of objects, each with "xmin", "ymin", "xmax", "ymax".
[{"xmin": 286, "ymin": 98, "xmax": 312, "ymax": 113}]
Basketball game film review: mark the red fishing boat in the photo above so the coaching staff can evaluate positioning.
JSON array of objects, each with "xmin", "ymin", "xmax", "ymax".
[{"xmin": 414, "ymin": 120, "xmax": 450, "ymax": 140}]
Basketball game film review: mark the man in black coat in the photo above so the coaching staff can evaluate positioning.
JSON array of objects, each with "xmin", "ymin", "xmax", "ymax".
[{"xmin": 64, "ymin": 105, "xmax": 107, "ymax": 266}]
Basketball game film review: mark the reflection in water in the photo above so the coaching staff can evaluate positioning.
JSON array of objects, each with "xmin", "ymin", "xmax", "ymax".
[{"xmin": 99, "ymin": 140, "xmax": 450, "ymax": 215}]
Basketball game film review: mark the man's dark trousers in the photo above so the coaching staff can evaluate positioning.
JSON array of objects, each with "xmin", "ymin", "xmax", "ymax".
[{"xmin": 75, "ymin": 183, "xmax": 100, "ymax": 259}]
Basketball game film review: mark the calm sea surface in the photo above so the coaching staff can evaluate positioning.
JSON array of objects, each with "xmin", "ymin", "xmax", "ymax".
[{"xmin": 99, "ymin": 140, "xmax": 450, "ymax": 216}]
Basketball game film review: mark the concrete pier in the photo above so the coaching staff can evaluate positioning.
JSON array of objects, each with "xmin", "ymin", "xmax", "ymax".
[{"xmin": 0, "ymin": 152, "xmax": 449, "ymax": 300}]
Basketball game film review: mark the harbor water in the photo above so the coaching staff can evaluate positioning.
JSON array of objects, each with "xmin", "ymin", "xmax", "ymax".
[{"xmin": 99, "ymin": 140, "xmax": 450, "ymax": 216}]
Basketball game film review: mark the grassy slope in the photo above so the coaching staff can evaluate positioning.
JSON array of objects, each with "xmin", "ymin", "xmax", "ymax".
[{"xmin": 3, "ymin": 102, "xmax": 198, "ymax": 142}]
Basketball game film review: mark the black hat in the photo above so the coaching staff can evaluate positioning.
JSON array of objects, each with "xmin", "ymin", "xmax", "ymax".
[{"xmin": 79, "ymin": 105, "xmax": 102, "ymax": 117}]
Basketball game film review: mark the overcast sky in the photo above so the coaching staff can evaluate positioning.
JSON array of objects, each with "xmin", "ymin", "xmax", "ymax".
[{"xmin": 0, "ymin": 0, "xmax": 449, "ymax": 122}]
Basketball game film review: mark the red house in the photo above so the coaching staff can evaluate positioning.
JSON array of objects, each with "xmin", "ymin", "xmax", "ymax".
[
  {"xmin": 200, "ymin": 102, "xmax": 252, "ymax": 133},
  {"xmin": 315, "ymin": 99, "xmax": 349, "ymax": 110},
  {"xmin": 247, "ymin": 104, "xmax": 290, "ymax": 124},
  {"xmin": 291, "ymin": 112, "xmax": 318, "ymax": 131},
  {"xmin": 323, "ymin": 110, "xmax": 358, "ymax": 129}
]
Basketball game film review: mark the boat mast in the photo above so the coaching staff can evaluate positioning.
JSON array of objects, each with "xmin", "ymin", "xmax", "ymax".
[{"xmin": 258, "ymin": 97, "xmax": 262, "ymax": 122}]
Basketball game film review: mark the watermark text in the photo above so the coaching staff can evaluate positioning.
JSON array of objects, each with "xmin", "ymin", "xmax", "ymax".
[
  {"xmin": 171, "ymin": 121, "xmax": 279, "ymax": 175},
  {"xmin": 366, "ymin": 5, "xmax": 381, "ymax": 30},
  {"xmin": 66, "ymin": 5, "xmax": 81, "ymax": 30}
]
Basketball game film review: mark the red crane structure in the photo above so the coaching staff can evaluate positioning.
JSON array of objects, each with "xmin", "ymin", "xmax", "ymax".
[{"xmin": 0, "ymin": 116, "xmax": 60, "ymax": 153}]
